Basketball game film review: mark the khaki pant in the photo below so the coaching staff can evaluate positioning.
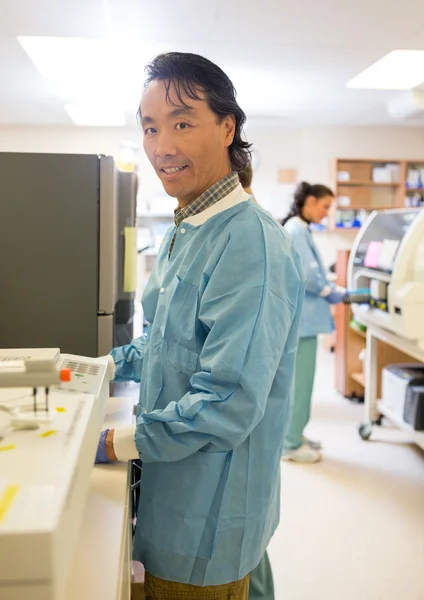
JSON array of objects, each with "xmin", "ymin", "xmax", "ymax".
[{"xmin": 143, "ymin": 571, "xmax": 250, "ymax": 600}]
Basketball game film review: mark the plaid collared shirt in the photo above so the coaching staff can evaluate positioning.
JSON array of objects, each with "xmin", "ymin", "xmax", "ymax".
[{"xmin": 169, "ymin": 172, "xmax": 239, "ymax": 256}]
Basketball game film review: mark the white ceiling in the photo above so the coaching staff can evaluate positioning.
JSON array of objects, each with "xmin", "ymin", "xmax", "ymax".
[{"xmin": 2, "ymin": 0, "xmax": 424, "ymax": 127}]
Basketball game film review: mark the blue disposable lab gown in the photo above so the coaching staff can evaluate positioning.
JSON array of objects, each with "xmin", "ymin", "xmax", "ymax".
[
  {"xmin": 284, "ymin": 217, "xmax": 334, "ymax": 338},
  {"xmin": 111, "ymin": 197, "xmax": 305, "ymax": 586}
]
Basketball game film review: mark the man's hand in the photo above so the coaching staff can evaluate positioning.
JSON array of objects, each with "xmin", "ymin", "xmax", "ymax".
[
  {"xmin": 105, "ymin": 429, "xmax": 118, "ymax": 461},
  {"xmin": 95, "ymin": 428, "xmax": 118, "ymax": 464}
]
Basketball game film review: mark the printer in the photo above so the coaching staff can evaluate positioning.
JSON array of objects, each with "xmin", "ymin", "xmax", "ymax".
[
  {"xmin": 382, "ymin": 364, "xmax": 424, "ymax": 430},
  {"xmin": 347, "ymin": 208, "xmax": 424, "ymax": 346},
  {"xmin": 0, "ymin": 348, "xmax": 110, "ymax": 600}
]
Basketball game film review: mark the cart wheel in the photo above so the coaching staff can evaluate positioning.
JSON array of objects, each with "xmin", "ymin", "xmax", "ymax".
[
  {"xmin": 374, "ymin": 416, "xmax": 383, "ymax": 427},
  {"xmin": 358, "ymin": 422, "xmax": 373, "ymax": 441}
]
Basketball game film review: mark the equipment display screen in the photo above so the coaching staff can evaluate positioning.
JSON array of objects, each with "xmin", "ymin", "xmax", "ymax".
[{"xmin": 354, "ymin": 211, "xmax": 418, "ymax": 274}]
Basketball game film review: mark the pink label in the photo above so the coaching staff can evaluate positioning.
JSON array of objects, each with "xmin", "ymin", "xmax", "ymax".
[{"xmin": 364, "ymin": 241, "xmax": 383, "ymax": 268}]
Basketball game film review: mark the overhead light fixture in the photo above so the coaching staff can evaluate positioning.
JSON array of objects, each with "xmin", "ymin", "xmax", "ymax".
[
  {"xmin": 347, "ymin": 50, "xmax": 424, "ymax": 90},
  {"xmin": 65, "ymin": 103, "xmax": 126, "ymax": 127},
  {"xmin": 17, "ymin": 36, "xmax": 167, "ymax": 110},
  {"xmin": 17, "ymin": 36, "xmax": 159, "ymax": 81}
]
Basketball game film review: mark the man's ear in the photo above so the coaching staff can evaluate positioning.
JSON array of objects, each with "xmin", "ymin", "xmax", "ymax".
[{"xmin": 223, "ymin": 114, "xmax": 236, "ymax": 147}]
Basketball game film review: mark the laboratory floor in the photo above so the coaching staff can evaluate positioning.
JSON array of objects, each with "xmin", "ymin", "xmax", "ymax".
[{"xmin": 269, "ymin": 345, "xmax": 424, "ymax": 600}]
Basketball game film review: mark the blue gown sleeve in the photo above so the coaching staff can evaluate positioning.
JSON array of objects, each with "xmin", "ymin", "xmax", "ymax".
[
  {"xmin": 133, "ymin": 222, "xmax": 304, "ymax": 463},
  {"xmin": 292, "ymin": 229, "xmax": 329, "ymax": 296},
  {"xmin": 110, "ymin": 334, "xmax": 149, "ymax": 383}
]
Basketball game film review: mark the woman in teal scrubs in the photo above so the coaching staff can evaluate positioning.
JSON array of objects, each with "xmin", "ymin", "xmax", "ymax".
[{"xmin": 282, "ymin": 182, "xmax": 344, "ymax": 463}]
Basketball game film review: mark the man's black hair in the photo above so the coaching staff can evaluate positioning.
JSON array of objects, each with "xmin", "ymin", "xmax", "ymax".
[{"xmin": 139, "ymin": 52, "xmax": 252, "ymax": 172}]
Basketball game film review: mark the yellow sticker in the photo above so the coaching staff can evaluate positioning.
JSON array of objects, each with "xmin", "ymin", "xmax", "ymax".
[
  {"xmin": 40, "ymin": 430, "xmax": 57, "ymax": 438},
  {"xmin": 123, "ymin": 227, "xmax": 138, "ymax": 292},
  {"xmin": 0, "ymin": 485, "xmax": 20, "ymax": 522},
  {"xmin": 0, "ymin": 445, "xmax": 16, "ymax": 452},
  {"xmin": 55, "ymin": 407, "xmax": 66, "ymax": 413}
]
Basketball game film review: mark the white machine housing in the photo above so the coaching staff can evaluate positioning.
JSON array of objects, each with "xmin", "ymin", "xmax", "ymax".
[
  {"xmin": 0, "ymin": 348, "xmax": 110, "ymax": 600},
  {"xmin": 347, "ymin": 208, "xmax": 424, "ymax": 345},
  {"xmin": 381, "ymin": 364, "xmax": 424, "ymax": 421}
]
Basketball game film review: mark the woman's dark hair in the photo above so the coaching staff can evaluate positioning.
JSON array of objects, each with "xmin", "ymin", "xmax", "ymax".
[
  {"xmin": 238, "ymin": 162, "xmax": 253, "ymax": 189},
  {"xmin": 140, "ymin": 52, "xmax": 252, "ymax": 172},
  {"xmin": 281, "ymin": 181, "xmax": 334, "ymax": 226}
]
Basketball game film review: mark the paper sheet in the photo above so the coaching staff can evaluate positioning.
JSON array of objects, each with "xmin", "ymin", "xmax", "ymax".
[
  {"xmin": 123, "ymin": 227, "xmax": 138, "ymax": 293},
  {"xmin": 364, "ymin": 241, "xmax": 383, "ymax": 269},
  {"xmin": 378, "ymin": 239, "xmax": 400, "ymax": 271}
]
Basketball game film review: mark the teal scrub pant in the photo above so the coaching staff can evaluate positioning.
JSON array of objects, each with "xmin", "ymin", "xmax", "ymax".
[
  {"xmin": 284, "ymin": 336, "xmax": 318, "ymax": 450},
  {"xmin": 249, "ymin": 552, "xmax": 274, "ymax": 600}
]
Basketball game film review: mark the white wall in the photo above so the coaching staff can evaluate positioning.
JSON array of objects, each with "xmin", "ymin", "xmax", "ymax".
[
  {"xmin": 0, "ymin": 125, "xmax": 164, "ymax": 203},
  {"xmin": 248, "ymin": 124, "xmax": 424, "ymax": 190},
  {"xmin": 2, "ymin": 123, "xmax": 424, "ymax": 267},
  {"xmin": 3, "ymin": 123, "xmax": 424, "ymax": 200},
  {"xmin": 248, "ymin": 124, "xmax": 424, "ymax": 266},
  {"xmin": 296, "ymin": 126, "xmax": 424, "ymax": 185},
  {"xmin": 0, "ymin": 125, "xmax": 139, "ymax": 154}
]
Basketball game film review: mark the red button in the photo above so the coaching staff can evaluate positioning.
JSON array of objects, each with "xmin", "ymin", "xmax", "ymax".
[{"xmin": 60, "ymin": 368, "xmax": 72, "ymax": 382}]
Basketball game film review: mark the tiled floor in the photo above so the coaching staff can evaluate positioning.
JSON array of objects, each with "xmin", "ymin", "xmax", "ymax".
[{"xmin": 269, "ymin": 347, "xmax": 424, "ymax": 600}]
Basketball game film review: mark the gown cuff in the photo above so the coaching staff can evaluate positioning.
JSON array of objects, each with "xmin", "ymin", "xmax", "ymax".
[{"xmin": 113, "ymin": 424, "xmax": 139, "ymax": 461}]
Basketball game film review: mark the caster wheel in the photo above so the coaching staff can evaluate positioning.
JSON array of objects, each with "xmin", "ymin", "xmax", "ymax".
[
  {"xmin": 374, "ymin": 416, "xmax": 383, "ymax": 427},
  {"xmin": 359, "ymin": 422, "xmax": 373, "ymax": 441}
]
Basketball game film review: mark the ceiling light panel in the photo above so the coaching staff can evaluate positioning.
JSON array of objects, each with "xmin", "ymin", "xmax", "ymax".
[
  {"xmin": 18, "ymin": 36, "xmax": 168, "ymax": 109},
  {"xmin": 347, "ymin": 50, "xmax": 424, "ymax": 90},
  {"xmin": 65, "ymin": 103, "xmax": 126, "ymax": 126}
]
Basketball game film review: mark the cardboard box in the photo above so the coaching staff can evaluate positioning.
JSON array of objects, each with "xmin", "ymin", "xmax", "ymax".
[{"xmin": 278, "ymin": 168, "xmax": 297, "ymax": 184}]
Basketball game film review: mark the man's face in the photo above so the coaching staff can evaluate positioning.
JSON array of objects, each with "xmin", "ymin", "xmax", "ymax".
[{"xmin": 141, "ymin": 80, "xmax": 236, "ymax": 207}]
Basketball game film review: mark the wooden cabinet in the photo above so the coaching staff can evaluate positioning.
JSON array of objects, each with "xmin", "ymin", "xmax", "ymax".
[{"xmin": 335, "ymin": 250, "xmax": 365, "ymax": 398}]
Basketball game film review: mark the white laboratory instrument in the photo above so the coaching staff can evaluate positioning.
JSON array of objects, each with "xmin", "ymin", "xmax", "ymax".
[
  {"xmin": 0, "ymin": 348, "xmax": 110, "ymax": 600},
  {"xmin": 382, "ymin": 364, "xmax": 424, "ymax": 429},
  {"xmin": 347, "ymin": 208, "xmax": 424, "ymax": 346}
]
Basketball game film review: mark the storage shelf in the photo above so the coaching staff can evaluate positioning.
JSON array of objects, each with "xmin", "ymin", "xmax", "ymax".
[
  {"xmin": 337, "ymin": 180, "xmax": 400, "ymax": 187},
  {"xmin": 336, "ymin": 205, "xmax": 395, "ymax": 211},
  {"xmin": 350, "ymin": 325, "xmax": 366, "ymax": 339},
  {"xmin": 331, "ymin": 157, "xmax": 424, "ymax": 232},
  {"xmin": 377, "ymin": 401, "xmax": 424, "ymax": 451},
  {"xmin": 351, "ymin": 372, "xmax": 365, "ymax": 387}
]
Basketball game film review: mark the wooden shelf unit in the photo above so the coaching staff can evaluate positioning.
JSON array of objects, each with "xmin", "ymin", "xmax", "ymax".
[
  {"xmin": 405, "ymin": 187, "xmax": 424, "ymax": 193},
  {"xmin": 404, "ymin": 160, "xmax": 424, "ymax": 193},
  {"xmin": 351, "ymin": 372, "xmax": 365, "ymax": 387},
  {"xmin": 337, "ymin": 205, "xmax": 395, "ymax": 211},
  {"xmin": 339, "ymin": 181, "xmax": 400, "ymax": 187},
  {"xmin": 350, "ymin": 326, "xmax": 366, "ymax": 340},
  {"xmin": 335, "ymin": 250, "xmax": 366, "ymax": 398},
  {"xmin": 329, "ymin": 158, "xmax": 424, "ymax": 230}
]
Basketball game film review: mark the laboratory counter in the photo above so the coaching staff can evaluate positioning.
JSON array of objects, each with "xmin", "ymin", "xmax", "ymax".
[{"xmin": 66, "ymin": 396, "xmax": 134, "ymax": 600}]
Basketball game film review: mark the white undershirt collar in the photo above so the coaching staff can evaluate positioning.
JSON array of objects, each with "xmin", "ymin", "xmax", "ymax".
[{"xmin": 183, "ymin": 183, "xmax": 251, "ymax": 227}]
